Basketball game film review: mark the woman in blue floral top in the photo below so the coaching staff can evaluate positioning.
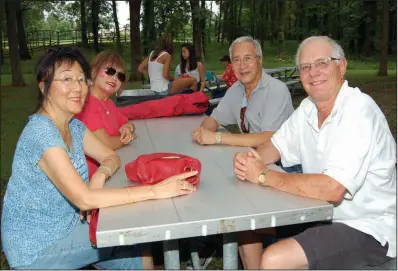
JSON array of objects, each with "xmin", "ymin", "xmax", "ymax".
[{"xmin": 1, "ymin": 47, "xmax": 197, "ymax": 269}]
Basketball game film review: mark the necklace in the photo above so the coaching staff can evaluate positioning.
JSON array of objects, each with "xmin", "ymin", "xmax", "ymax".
[{"xmin": 99, "ymin": 99, "xmax": 110, "ymax": 115}]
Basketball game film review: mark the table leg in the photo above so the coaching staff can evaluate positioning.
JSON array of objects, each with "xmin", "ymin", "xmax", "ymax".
[
  {"xmin": 223, "ymin": 233, "xmax": 238, "ymax": 269},
  {"xmin": 189, "ymin": 240, "xmax": 201, "ymax": 270},
  {"xmin": 163, "ymin": 240, "xmax": 180, "ymax": 270}
]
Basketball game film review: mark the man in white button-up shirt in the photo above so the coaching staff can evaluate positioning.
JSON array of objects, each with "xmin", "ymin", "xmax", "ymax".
[{"xmin": 234, "ymin": 36, "xmax": 396, "ymax": 269}]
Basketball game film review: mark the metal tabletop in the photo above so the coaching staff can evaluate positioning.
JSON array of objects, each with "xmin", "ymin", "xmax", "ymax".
[{"xmin": 96, "ymin": 115, "xmax": 333, "ymax": 269}]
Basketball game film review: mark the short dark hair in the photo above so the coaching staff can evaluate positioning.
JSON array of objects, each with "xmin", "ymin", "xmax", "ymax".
[
  {"xmin": 34, "ymin": 46, "xmax": 91, "ymax": 112},
  {"xmin": 219, "ymin": 55, "xmax": 231, "ymax": 63}
]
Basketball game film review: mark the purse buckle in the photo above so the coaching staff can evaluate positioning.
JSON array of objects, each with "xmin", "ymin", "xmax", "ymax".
[{"xmin": 184, "ymin": 166, "xmax": 194, "ymax": 172}]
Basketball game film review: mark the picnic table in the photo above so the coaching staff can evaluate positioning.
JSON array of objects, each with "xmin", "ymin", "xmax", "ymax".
[{"xmin": 96, "ymin": 115, "xmax": 333, "ymax": 269}]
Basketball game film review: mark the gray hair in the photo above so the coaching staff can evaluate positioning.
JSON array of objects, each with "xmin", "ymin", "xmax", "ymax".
[
  {"xmin": 229, "ymin": 36, "xmax": 263, "ymax": 60},
  {"xmin": 295, "ymin": 36, "xmax": 345, "ymax": 66}
]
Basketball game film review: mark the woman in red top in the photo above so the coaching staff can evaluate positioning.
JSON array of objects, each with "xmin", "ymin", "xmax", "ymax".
[
  {"xmin": 76, "ymin": 50, "xmax": 136, "ymax": 179},
  {"xmin": 216, "ymin": 55, "xmax": 238, "ymax": 89}
]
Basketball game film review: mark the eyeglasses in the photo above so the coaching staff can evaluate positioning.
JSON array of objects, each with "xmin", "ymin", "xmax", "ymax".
[
  {"xmin": 240, "ymin": 106, "xmax": 250, "ymax": 134},
  {"xmin": 53, "ymin": 77, "xmax": 92, "ymax": 87},
  {"xmin": 104, "ymin": 67, "xmax": 126, "ymax": 82},
  {"xmin": 298, "ymin": 57, "xmax": 341, "ymax": 74},
  {"xmin": 232, "ymin": 55, "xmax": 258, "ymax": 66}
]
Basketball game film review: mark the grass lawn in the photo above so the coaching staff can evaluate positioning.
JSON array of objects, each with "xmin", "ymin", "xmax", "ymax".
[{"xmin": 0, "ymin": 43, "xmax": 396, "ymax": 269}]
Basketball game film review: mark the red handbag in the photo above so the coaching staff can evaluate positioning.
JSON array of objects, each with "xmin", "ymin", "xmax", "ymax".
[
  {"xmin": 89, "ymin": 153, "xmax": 201, "ymax": 248},
  {"xmin": 125, "ymin": 153, "xmax": 201, "ymax": 186}
]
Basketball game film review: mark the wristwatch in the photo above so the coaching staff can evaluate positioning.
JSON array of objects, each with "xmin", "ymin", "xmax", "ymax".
[
  {"xmin": 215, "ymin": 132, "xmax": 222, "ymax": 144},
  {"xmin": 258, "ymin": 168, "xmax": 271, "ymax": 186}
]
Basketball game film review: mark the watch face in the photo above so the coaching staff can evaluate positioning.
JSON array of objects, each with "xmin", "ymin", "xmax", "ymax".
[{"xmin": 258, "ymin": 174, "xmax": 265, "ymax": 184}]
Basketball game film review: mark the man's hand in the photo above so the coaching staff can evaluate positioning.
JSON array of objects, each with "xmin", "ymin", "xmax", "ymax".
[
  {"xmin": 234, "ymin": 152, "xmax": 248, "ymax": 180},
  {"xmin": 192, "ymin": 127, "xmax": 217, "ymax": 145},
  {"xmin": 245, "ymin": 149, "xmax": 267, "ymax": 184},
  {"xmin": 234, "ymin": 149, "xmax": 267, "ymax": 184}
]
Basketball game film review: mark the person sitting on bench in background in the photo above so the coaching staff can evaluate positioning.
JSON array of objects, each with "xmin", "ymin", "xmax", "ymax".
[
  {"xmin": 215, "ymin": 55, "xmax": 238, "ymax": 89},
  {"xmin": 138, "ymin": 33, "xmax": 197, "ymax": 95},
  {"xmin": 175, "ymin": 43, "xmax": 206, "ymax": 92}
]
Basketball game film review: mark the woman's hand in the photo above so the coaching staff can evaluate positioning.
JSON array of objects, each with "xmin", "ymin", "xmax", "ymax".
[
  {"xmin": 152, "ymin": 171, "xmax": 198, "ymax": 199},
  {"xmin": 119, "ymin": 123, "xmax": 136, "ymax": 144}
]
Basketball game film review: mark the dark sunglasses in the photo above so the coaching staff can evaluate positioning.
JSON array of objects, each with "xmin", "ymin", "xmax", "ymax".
[
  {"xmin": 240, "ymin": 106, "xmax": 250, "ymax": 134},
  {"xmin": 104, "ymin": 67, "xmax": 126, "ymax": 82}
]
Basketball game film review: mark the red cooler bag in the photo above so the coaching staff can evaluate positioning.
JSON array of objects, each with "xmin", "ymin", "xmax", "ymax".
[{"xmin": 125, "ymin": 153, "xmax": 201, "ymax": 186}]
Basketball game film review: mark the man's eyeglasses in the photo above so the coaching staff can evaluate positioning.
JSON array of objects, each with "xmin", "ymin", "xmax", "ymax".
[
  {"xmin": 240, "ymin": 106, "xmax": 250, "ymax": 134},
  {"xmin": 298, "ymin": 57, "xmax": 340, "ymax": 74},
  {"xmin": 232, "ymin": 55, "xmax": 258, "ymax": 66},
  {"xmin": 53, "ymin": 77, "xmax": 92, "ymax": 87},
  {"xmin": 104, "ymin": 67, "xmax": 126, "ymax": 82}
]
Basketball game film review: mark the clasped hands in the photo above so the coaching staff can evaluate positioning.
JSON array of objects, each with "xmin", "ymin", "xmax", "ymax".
[
  {"xmin": 234, "ymin": 148, "xmax": 268, "ymax": 184},
  {"xmin": 119, "ymin": 123, "xmax": 136, "ymax": 144}
]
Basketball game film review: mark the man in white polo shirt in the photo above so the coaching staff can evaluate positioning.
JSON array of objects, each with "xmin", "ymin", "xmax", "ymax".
[
  {"xmin": 192, "ymin": 36, "xmax": 293, "ymax": 148},
  {"xmin": 234, "ymin": 36, "xmax": 396, "ymax": 269}
]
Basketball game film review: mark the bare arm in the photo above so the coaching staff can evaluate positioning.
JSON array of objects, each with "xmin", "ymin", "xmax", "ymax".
[
  {"xmin": 218, "ymin": 131, "xmax": 273, "ymax": 147},
  {"xmin": 38, "ymin": 146, "xmax": 156, "ymax": 211},
  {"xmin": 162, "ymin": 54, "xmax": 174, "ymax": 81},
  {"xmin": 266, "ymin": 171, "xmax": 346, "ymax": 203},
  {"xmin": 200, "ymin": 116, "xmax": 220, "ymax": 131},
  {"xmin": 256, "ymin": 140, "xmax": 282, "ymax": 164},
  {"xmin": 198, "ymin": 62, "xmax": 206, "ymax": 92},
  {"xmin": 38, "ymin": 132, "xmax": 198, "ymax": 211},
  {"xmin": 235, "ymin": 149, "xmax": 346, "ymax": 203},
  {"xmin": 92, "ymin": 128, "xmax": 124, "ymax": 150},
  {"xmin": 196, "ymin": 117, "xmax": 273, "ymax": 147},
  {"xmin": 138, "ymin": 56, "xmax": 149, "ymax": 75}
]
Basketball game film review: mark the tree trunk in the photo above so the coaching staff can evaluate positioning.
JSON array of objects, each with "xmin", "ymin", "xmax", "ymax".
[
  {"xmin": 258, "ymin": 0, "xmax": 265, "ymax": 46},
  {"xmin": 360, "ymin": 0, "xmax": 376, "ymax": 56},
  {"xmin": 237, "ymin": 0, "xmax": 243, "ymax": 36},
  {"xmin": 377, "ymin": 0, "xmax": 389, "ymax": 76},
  {"xmin": 1, "ymin": 0, "xmax": 4, "ymax": 68},
  {"xmin": 250, "ymin": 0, "xmax": 255, "ymax": 36},
  {"xmin": 128, "ymin": 0, "xmax": 142, "ymax": 81},
  {"xmin": 5, "ymin": 0, "xmax": 26, "ymax": 86},
  {"xmin": 81, "ymin": 0, "xmax": 89, "ymax": 48},
  {"xmin": 277, "ymin": 0, "xmax": 286, "ymax": 59},
  {"xmin": 111, "ymin": 0, "xmax": 122, "ymax": 55},
  {"xmin": 228, "ymin": 0, "xmax": 235, "ymax": 43},
  {"xmin": 16, "ymin": 0, "xmax": 30, "ymax": 60},
  {"xmin": 208, "ymin": 0, "xmax": 212, "ymax": 43},
  {"xmin": 221, "ymin": 0, "xmax": 229, "ymax": 44},
  {"xmin": 200, "ymin": 0, "xmax": 206, "ymax": 55},
  {"xmin": 142, "ymin": 0, "xmax": 155, "ymax": 56},
  {"xmin": 190, "ymin": 0, "xmax": 204, "ymax": 62},
  {"xmin": 217, "ymin": 1, "xmax": 222, "ymax": 43},
  {"xmin": 91, "ymin": 0, "xmax": 100, "ymax": 52}
]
